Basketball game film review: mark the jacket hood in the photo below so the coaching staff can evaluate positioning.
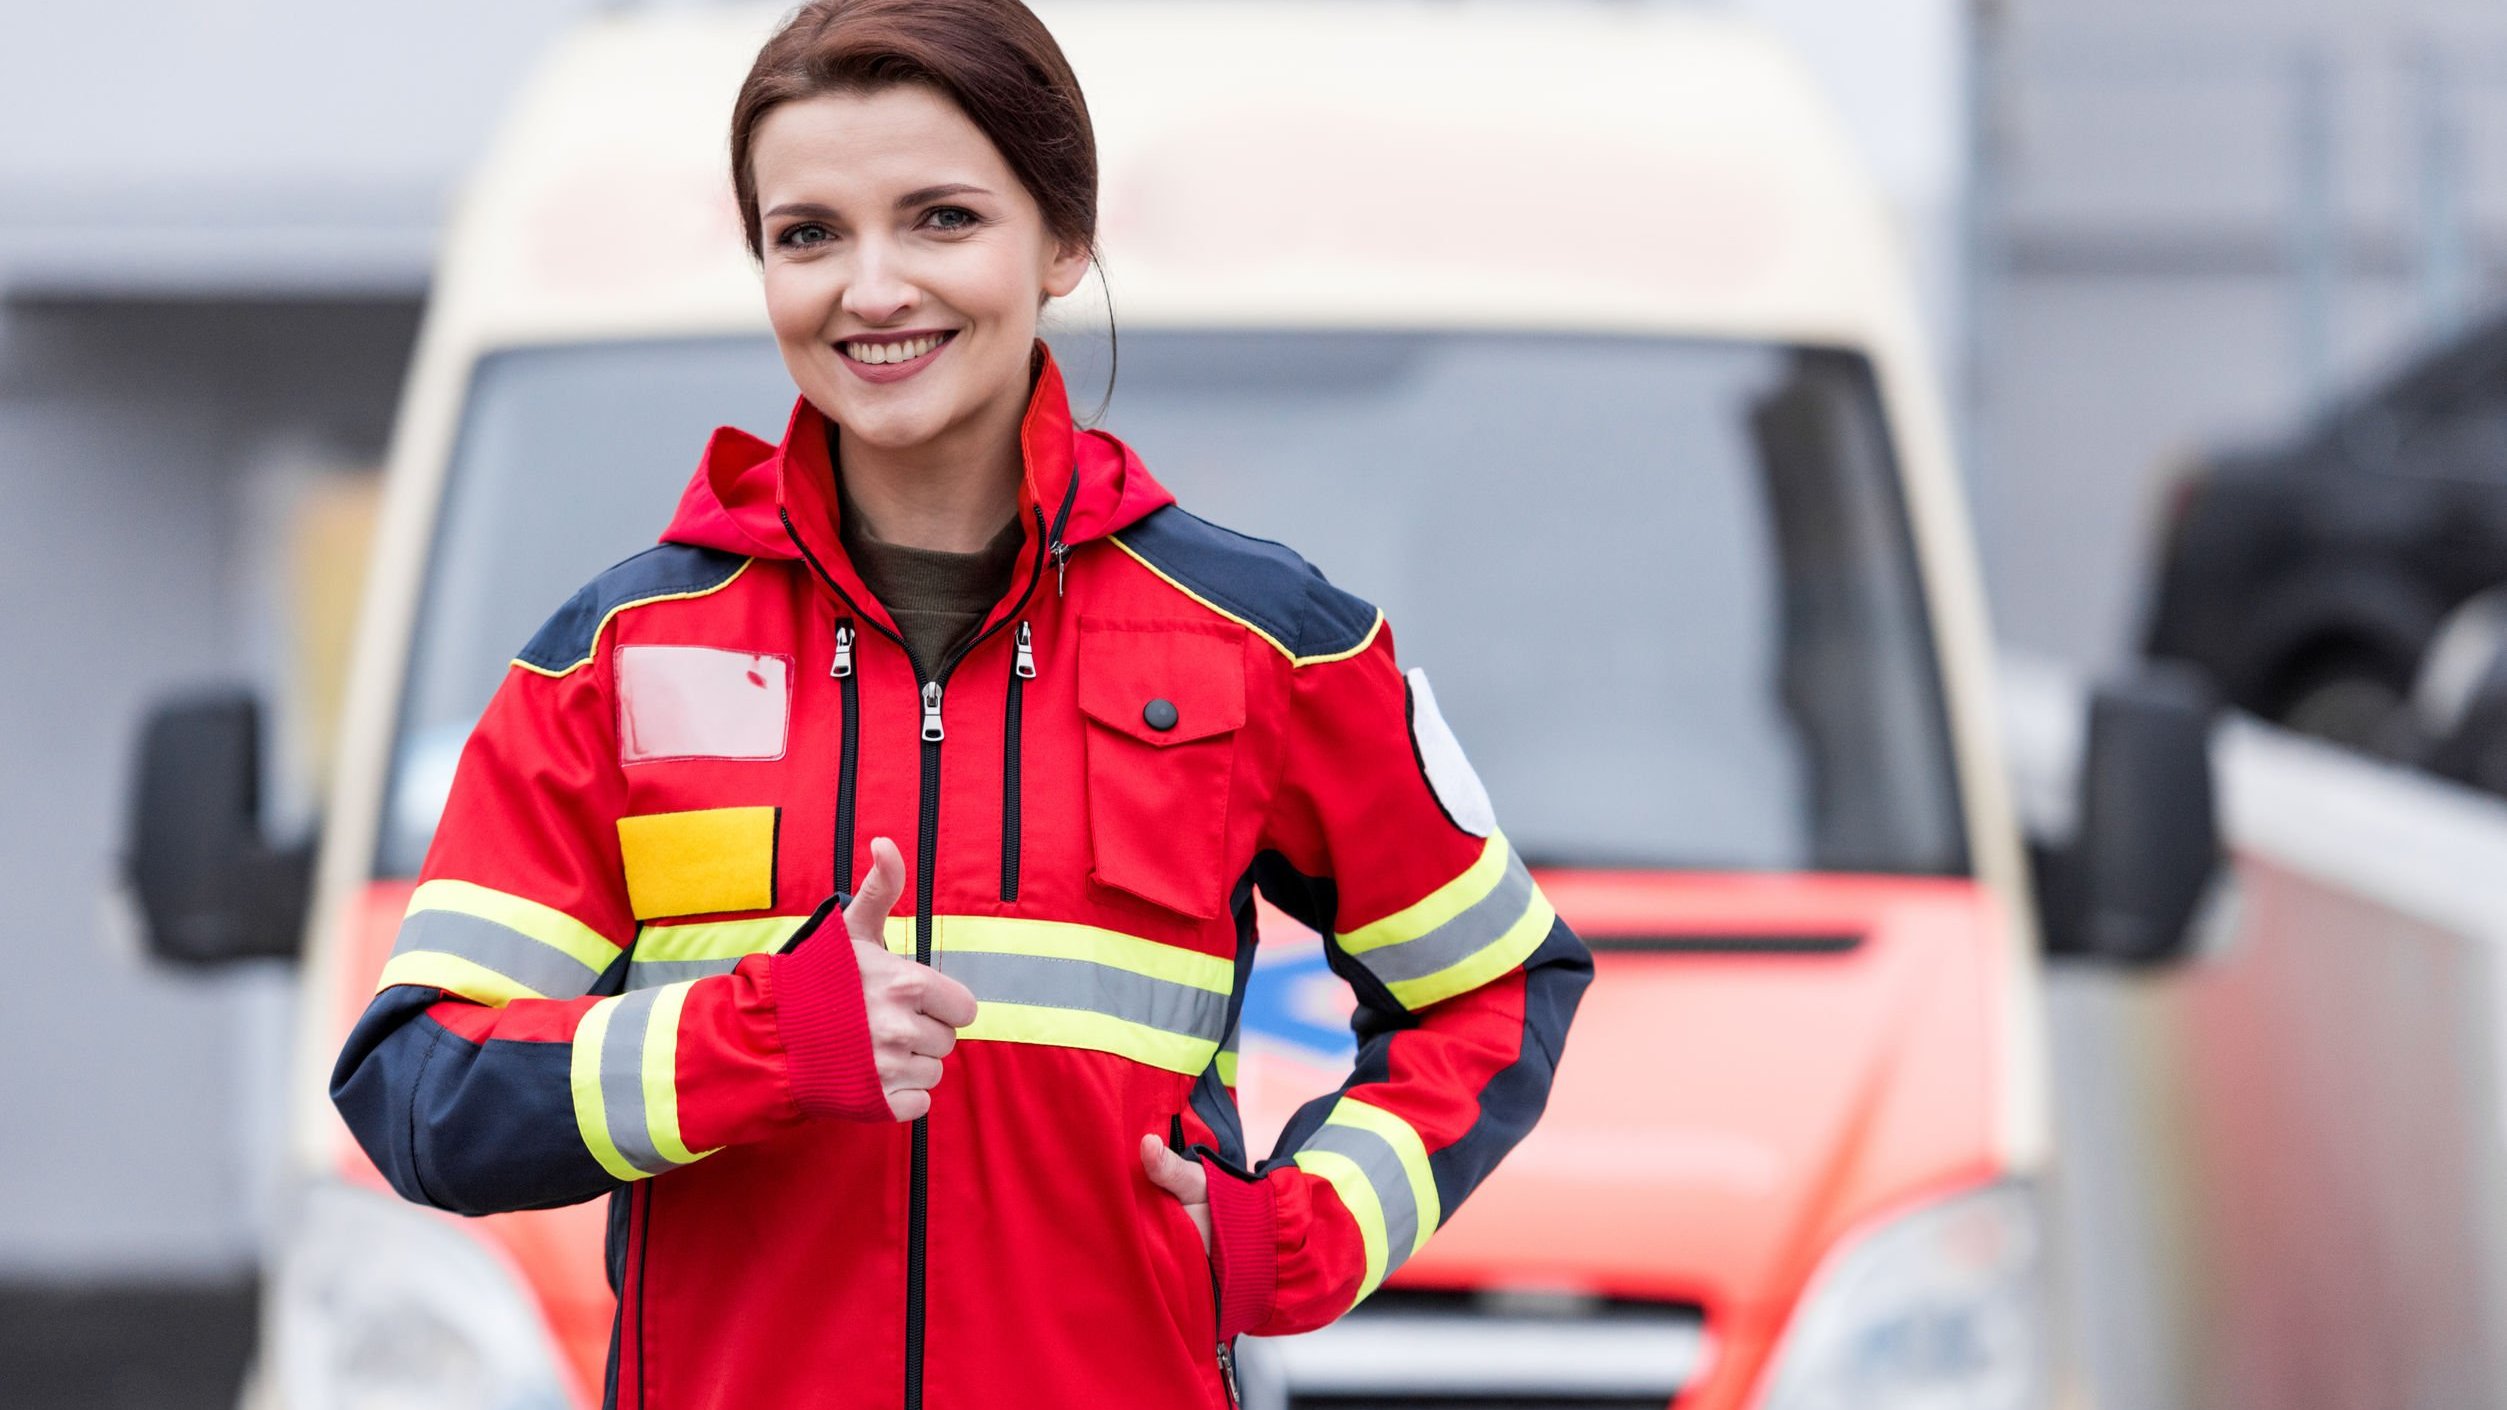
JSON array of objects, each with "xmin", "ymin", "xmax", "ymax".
[{"xmin": 659, "ymin": 339, "xmax": 1173, "ymax": 564}]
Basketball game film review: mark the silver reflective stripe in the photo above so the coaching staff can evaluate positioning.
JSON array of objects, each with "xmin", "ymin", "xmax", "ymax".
[
  {"xmin": 936, "ymin": 950, "xmax": 1230, "ymax": 1043},
  {"xmin": 1304, "ymin": 1121, "xmax": 1423, "ymax": 1273},
  {"xmin": 626, "ymin": 956, "xmax": 744, "ymax": 989},
  {"xmin": 599, "ymin": 987, "xmax": 670, "ymax": 1176},
  {"xmin": 1350, "ymin": 848, "xmax": 1537, "ymax": 986},
  {"xmin": 394, "ymin": 908, "xmax": 607, "ymax": 999}
]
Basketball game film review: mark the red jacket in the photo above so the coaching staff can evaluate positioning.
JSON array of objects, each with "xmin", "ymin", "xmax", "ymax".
[{"xmin": 331, "ymin": 342, "xmax": 1592, "ymax": 1409}]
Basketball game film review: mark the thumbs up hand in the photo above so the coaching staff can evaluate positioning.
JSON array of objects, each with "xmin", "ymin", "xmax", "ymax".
[{"xmin": 843, "ymin": 837, "xmax": 980, "ymax": 1122}]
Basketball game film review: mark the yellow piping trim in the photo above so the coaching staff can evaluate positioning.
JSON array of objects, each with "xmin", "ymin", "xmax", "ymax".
[
  {"xmin": 1337, "ymin": 832, "xmax": 1510, "ymax": 956},
  {"xmin": 1384, "ymin": 890, "xmax": 1557, "ymax": 1011},
  {"xmin": 570, "ymin": 997, "xmax": 645, "ymax": 1183},
  {"xmin": 404, "ymin": 878, "xmax": 622, "ymax": 973},
  {"xmin": 376, "ymin": 950, "xmax": 546, "ymax": 1006},
  {"xmin": 643, "ymin": 981, "xmax": 718, "ymax": 1167},
  {"xmin": 510, "ymin": 558, "xmax": 755, "ymax": 679},
  {"xmin": 1108, "ymin": 535, "xmax": 1384, "ymax": 668},
  {"xmin": 1326, "ymin": 1097, "xmax": 1443, "ymax": 1263},
  {"xmin": 635, "ymin": 914, "xmax": 811, "ymax": 963},
  {"xmin": 1294, "ymin": 1147, "xmax": 1391, "ymax": 1305}
]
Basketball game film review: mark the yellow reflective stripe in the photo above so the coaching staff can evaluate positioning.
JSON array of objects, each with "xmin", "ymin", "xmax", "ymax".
[
  {"xmin": 1336, "ymin": 833, "xmax": 1511, "ymax": 957},
  {"xmin": 405, "ymin": 878, "xmax": 622, "ymax": 973},
  {"xmin": 642, "ymin": 981, "xmax": 717, "ymax": 1167},
  {"xmin": 1294, "ymin": 1147, "xmax": 1391, "ymax": 1302},
  {"xmin": 569, "ymin": 997, "xmax": 645, "ymax": 1183},
  {"xmin": 959, "ymin": 1001, "xmax": 1221, "ymax": 1076},
  {"xmin": 635, "ymin": 914, "xmax": 810, "ymax": 963},
  {"xmin": 1382, "ymin": 889, "xmax": 1556, "ymax": 1011},
  {"xmin": 376, "ymin": 950, "xmax": 546, "ymax": 1006},
  {"xmin": 1329, "ymin": 1098, "xmax": 1442, "ymax": 1264},
  {"xmin": 1214, "ymin": 1048, "xmax": 1239, "ymax": 1087},
  {"xmin": 933, "ymin": 915, "xmax": 1232, "ymax": 992}
]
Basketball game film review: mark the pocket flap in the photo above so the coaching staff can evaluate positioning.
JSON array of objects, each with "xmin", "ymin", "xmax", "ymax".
[{"xmin": 1076, "ymin": 619, "xmax": 1247, "ymax": 746}]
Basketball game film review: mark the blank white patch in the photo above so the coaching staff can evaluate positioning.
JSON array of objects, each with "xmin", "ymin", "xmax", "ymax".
[
  {"xmin": 1405, "ymin": 667, "xmax": 1494, "ymax": 837},
  {"xmin": 616, "ymin": 645, "xmax": 790, "ymax": 763}
]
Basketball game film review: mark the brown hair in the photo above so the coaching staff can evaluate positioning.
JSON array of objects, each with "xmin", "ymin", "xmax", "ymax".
[{"xmin": 728, "ymin": 0, "xmax": 1098, "ymax": 264}]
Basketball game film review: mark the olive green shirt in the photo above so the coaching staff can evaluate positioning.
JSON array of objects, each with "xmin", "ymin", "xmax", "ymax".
[{"xmin": 836, "ymin": 476, "xmax": 1025, "ymax": 675}]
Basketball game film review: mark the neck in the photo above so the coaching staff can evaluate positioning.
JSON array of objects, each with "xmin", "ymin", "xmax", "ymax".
[{"xmin": 834, "ymin": 385, "xmax": 1027, "ymax": 553}]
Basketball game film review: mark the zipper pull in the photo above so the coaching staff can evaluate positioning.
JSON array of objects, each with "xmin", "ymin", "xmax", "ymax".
[
  {"xmin": 920, "ymin": 679, "xmax": 945, "ymax": 742},
  {"xmin": 1014, "ymin": 621, "xmax": 1036, "ymax": 679},
  {"xmin": 1052, "ymin": 540, "xmax": 1070, "ymax": 597},
  {"xmin": 831, "ymin": 621, "xmax": 854, "ymax": 678},
  {"xmin": 1216, "ymin": 1341, "xmax": 1242, "ymax": 1409}
]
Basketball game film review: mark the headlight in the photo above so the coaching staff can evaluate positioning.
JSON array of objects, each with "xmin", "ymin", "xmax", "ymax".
[
  {"xmin": 1757, "ymin": 1179, "xmax": 2047, "ymax": 1410},
  {"xmin": 272, "ymin": 1181, "xmax": 576, "ymax": 1410}
]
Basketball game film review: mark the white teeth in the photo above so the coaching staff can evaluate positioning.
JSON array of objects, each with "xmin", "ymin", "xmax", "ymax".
[{"xmin": 846, "ymin": 333, "xmax": 945, "ymax": 365}]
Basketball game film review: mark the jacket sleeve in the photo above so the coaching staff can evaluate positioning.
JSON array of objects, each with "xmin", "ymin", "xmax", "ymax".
[
  {"xmin": 1195, "ymin": 615, "xmax": 1594, "ymax": 1338},
  {"xmin": 329, "ymin": 649, "xmax": 886, "ymax": 1217}
]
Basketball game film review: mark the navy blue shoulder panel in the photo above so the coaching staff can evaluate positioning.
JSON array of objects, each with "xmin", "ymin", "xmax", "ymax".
[
  {"xmin": 514, "ymin": 544, "xmax": 749, "ymax": 675},
  {"xmin": 1113, "ymin": 505, "xmax": 1379, "ymax": 663}
]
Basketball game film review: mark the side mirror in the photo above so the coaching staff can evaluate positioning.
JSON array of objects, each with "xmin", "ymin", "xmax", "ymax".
[
  {"xmin": 124, "ymin": 691, "xmax": 314, "ymax": 966},
  {"xmin": 2035, "ymin": 666, "xmax": 2222, "ymax": 964}
]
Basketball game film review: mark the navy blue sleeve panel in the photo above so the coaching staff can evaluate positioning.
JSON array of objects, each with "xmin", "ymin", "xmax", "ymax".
[
  {"xmin": 1112, "ymin": 505, "xmax": 1380, "ymax": 662},
  {"xmin": 513, "ymin": 544, "xmax": 750, "ymax": 676},
  {"xmin": 330, "ymin": 985, "xmax": 622, "ymax": 1216},
  {"xmin": 1418, "ymin": 916, "xmax": 1591, "ymax": 1216}
]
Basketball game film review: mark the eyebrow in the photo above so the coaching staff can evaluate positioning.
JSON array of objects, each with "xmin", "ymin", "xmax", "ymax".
[{"xmin": 761, "ymin": 185, "xmax": 995, "ymax": 223}]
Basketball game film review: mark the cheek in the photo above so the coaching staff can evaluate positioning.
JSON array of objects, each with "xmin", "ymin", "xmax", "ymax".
[{"xmin": 762, "ymin": 264, "xmax": 836, "ymax": 343}]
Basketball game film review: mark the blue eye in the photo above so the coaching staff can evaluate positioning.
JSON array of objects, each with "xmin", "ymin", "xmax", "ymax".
[
  {"xmin": 777, "ymin": 222, "xmax": 832, "ymax": 249},
  {"xmin": 925, "ymin": 206, "xmax": 980, "ymax": 232}
]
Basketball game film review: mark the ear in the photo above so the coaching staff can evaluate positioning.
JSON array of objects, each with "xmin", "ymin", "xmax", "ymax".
[{"xmin": 1040, "ymin": 235, "xmax": 1093, "ymax": 301}]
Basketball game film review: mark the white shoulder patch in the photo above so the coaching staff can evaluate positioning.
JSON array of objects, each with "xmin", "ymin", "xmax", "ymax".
[
  {"xmin": 1404, "ymin": 668, "xmax": 1495, "ymax": 838},
  {"xmin": 616, "ymin": 645, "xmax": 791, "ymax": 764}
]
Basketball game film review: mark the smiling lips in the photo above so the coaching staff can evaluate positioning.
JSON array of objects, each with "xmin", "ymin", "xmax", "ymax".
[{"xmin": 837, "ymin": 329, "xmax": 957, "ymax": 382}]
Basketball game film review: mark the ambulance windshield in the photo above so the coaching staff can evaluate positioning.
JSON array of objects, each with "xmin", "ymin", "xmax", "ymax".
[{"xmin": 381, "ymin": 331, "xmax": 1965, "ymax": 878}]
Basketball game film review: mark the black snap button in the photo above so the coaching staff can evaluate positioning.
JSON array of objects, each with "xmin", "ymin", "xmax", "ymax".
[{"xmin": 1142, "ymin": 697, "xmax": 1179, "ymax": 731}]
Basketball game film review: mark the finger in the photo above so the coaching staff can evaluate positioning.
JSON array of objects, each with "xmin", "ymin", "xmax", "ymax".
[
  {"xmin": 844, "ymin": 837, "xmax": 907, "ymax": 941},
  {"xmin": 1138, "ymin": 1134, "xmax": 1207, "ymax": 1202},
  {"xmin": 904, "ymin": 1015, "xmax": 957, "ymax": 1060},
  {"xmin": 888, "ymin": 1087, "xmax": 931, "ymax": 1122},
  {"xmin": 886, "ymin": 1054, "xmax": 943, "ymax": 1092},
  {"xmin": 916, "ymin": 969, "xmax": 980, "ymax": 1030}
]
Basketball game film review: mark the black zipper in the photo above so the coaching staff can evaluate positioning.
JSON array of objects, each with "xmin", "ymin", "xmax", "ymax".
[
  {"xmin": 830, "ymin": 619, "xmax": 859, "ymax": 892},
  {"xmin": 780, "ymin": 483, "xmax": 1073, "ymax": 1410},
  {"xmin": 1001, "ymin": 621, "xmax": 1033, "ymax": 901}
]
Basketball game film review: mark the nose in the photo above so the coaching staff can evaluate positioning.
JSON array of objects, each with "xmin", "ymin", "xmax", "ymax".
[{"xmin": 841, "ymin": 235, "xmax": 918, "ymax": 327}]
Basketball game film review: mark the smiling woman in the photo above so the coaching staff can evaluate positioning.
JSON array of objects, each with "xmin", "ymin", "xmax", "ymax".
[{"xmin": 327, "ymin": 4, "xmax": 1591, "ymax": 1409}]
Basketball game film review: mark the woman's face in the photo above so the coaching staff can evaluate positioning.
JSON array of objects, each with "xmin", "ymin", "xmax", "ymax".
[{"xmin": 750, "ymin": 84, "xmax": 1091, "ymax": 456}]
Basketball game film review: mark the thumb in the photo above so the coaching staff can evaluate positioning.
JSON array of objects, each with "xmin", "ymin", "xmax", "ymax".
[
  {"xmin": 1138, "ymin": 1134, "xmax": 1208, "ymax": 1204},
  {"xmin": 844, "ymin": 837, "xmax": 906, "ymax": 945}
]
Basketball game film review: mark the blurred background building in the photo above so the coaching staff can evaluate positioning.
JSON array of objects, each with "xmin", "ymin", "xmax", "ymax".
[{"xmin": 1, "ymin": 0, "xmax": 2502, "ymax": 1403}]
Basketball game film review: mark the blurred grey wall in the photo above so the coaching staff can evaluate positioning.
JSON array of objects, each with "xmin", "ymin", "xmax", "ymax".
[
  {"xmin": 0, "ymin": 0, "xmax": 601, "ymax": 1277},
  {"xmin": 1971, "ymin": 0, "xmax": 2507, "ymax": 670}
]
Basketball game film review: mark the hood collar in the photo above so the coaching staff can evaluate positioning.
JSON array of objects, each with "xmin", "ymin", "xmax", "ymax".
[{"xmin": 660, "ymin": 339, "xmax": 1174, "ymax": 582}]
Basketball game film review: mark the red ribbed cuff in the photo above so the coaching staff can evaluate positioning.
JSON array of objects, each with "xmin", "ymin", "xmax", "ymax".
[
  {"xmin": 767, "ymin": 936, "xmax": 888, "ymax": 1122},
  {"xmin": 1202, "ymin": 1158, "xmax": 1277, "ymax": 1340}
]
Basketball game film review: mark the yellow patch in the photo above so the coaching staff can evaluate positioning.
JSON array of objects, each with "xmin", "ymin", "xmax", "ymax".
[{"xmin": 615, "ymin": 806, "xmax": 778, "ymax": 920}]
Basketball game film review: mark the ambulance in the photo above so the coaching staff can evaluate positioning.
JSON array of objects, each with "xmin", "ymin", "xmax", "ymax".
[{"xmin": 122, "ymin": 4, "xmax": 2217, "ymax": 1406}]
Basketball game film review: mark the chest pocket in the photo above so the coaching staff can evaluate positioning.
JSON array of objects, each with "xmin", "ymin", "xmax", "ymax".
[{"xmin": 1076, "ymin": 618, "xmax": 1248, "ymax": 920}]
